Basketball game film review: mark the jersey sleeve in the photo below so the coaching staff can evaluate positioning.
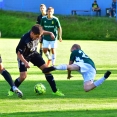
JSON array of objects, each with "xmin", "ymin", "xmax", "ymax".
[
  {"xmin": 16, "ymin": 37, "xmax": 26, "ymax": 54},
  {"xmin": 56, "ymin": 18, "xmax": 61, "ymax": 28}
]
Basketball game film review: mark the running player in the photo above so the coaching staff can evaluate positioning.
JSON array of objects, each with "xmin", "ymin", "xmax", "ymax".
[{"xmin": 43, "ymin": 44, "xmax": 111, "ymax": 92}]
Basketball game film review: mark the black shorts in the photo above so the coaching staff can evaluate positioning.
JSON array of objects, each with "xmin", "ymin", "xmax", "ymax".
[
  {"xmin": 0, "ymin": 55, "xmax": 2, "ymax": 63},
  {"xmin": 18, "ymin": 52, "xmax": 45, "ymax": 72}
]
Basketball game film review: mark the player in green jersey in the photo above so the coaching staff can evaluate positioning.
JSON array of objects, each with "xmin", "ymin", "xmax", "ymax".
[
  {"xmin": 43, "ymin": 44, "xmax": 111, "ymax": 92},
  {"xmin": 41, "ymin": 7, "xmax": 62, "ymax": 66}
]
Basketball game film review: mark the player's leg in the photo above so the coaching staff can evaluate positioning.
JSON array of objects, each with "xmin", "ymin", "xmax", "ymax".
[
  {"xmin": 39, "ymin": 36, "xmax": 43, "ymax": 56},
  {"xmin": 8, "ymin": 59, "xmax": 27, "ymax": 97},
  {"xmin": 51, "ymin": 41, "xmax": 57, "ymax": 66},
  {"xmin": 43, "ymin": 64, "xmax": 80, "ymax": 73},
  {"xmin": 43, "ymin": 40, "xmax": 51, "ymax": 66},
  {"xmin": 30, "ymin": 52, "xmax": 64, "ymax": 96},
  {"xmin": 14, "ymin": 59, "xmax": 27, "ymax": 88},
  {"xmin": 0, "ymin": 56, "xmax": 23, "ymax": 97},
  {"xmin": 82, "ymin": 65, "xmax": 111, "ymax": 92},
  {"xmin": 93, "ymin": 70, "xmax": 111, "ymax": 88}
]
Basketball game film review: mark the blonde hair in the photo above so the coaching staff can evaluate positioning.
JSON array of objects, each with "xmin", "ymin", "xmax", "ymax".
[{"xmin": 40, "ymin": 4, "xmax": 46, "ymax": 8}]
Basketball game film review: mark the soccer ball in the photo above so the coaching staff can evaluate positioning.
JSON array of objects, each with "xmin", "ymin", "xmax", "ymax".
[{"xmin": 34, "ymin": 83, "xmax": 46, "ymax": 95}]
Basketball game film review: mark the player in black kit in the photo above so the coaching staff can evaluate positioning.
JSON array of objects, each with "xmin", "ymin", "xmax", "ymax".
[
  {"xmin": 8, "ymin": 24, "xmax": 64, "ymax": 96},
  {"xmin": 0, "ymin": 55, "xmax": 23, "ymax": 98},
  {"xmin": 36, "ymin": 4, "xmax": 50, "ymax": 57}
]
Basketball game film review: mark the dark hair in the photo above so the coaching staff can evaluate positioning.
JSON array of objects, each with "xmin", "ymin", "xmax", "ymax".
[
  {"xmin": 31, "ymin": 24, "xmax": 43, "ymax": 35},
  {"xmin": 71, "ymin": 44, "xmax": 81, "ymax": 50}
]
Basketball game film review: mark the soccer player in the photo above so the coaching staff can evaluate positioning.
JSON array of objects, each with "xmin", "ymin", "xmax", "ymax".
[
  {"xmin": 8, "ymin": 24, "xmax": 64, "ymax": 96},
  {"xmin": 0, "ymin": 55, "xmax": 23, "ymax": 97},
  {"xmin": 43, "ymin": 44, "xmax": 111, "ymax": 92},
  {"xmin": 36, "ymin": 4, "xmax": 50, "ymax": 56},
  {"xmin": 41, "ymin": 7, "xmax": 62, "ymax": 66}
]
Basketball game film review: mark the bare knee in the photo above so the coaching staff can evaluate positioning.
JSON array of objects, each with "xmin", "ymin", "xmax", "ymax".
[{"xmin": 20, "ymin": 72, "xmax": 27, "ymax": 82}]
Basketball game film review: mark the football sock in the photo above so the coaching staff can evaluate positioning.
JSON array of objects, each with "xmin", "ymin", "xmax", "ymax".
[
  {"xmin": 1, "ymin": 70, "xmax": 14, "ymax": 87},
  {"xmin": 14, "ymin": 78, "xmax": 22, "ymax": 88},
  {"xmin": 55, "ymin": 64, "xmax": 67, "ymax": 70},
  {"xmin": 52, "ymin": 54, "xmax": 56, "ymax": 66},
  {"xmin": 94, "ymin": 77, "xmax": 105, "ymax": 87},
  {"xmin": 45, "ymin": 51, "xmax": 51, "ymax": 60},
  {"xmin": 48, "ymin": 49, "xmax": 50, "ymax": 53},
  {"xmin": 45, "ymin": 73, "xmax": 57, "ymax": 92},
  {"xmin": 10, "ymin": 78, "xmax": 21, "ymax": 92},
  {"xmin": 40, "ymin": 48, "xmax": 43, "ymax": 56}
]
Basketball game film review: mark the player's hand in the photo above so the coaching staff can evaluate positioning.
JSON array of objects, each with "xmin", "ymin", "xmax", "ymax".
[
  {"xmin": 24, "ymin": 61, "xmax": 30, "ymax": 68},
  {"xmin": 67, "ymin": 75, "xmax": 73, "ymax": 79},
  {"xmin": 50, "ymin": 32, "xmax": 55, "ymax": 40},
  {"xmin": 59, "ymin": 37, "xmax": 62, "ymax": 42}
]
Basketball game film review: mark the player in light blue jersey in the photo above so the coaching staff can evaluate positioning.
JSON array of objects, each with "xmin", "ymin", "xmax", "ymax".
[{"xmin": 43, "ymin": 44, "xmax": 111, "ymax": 92}]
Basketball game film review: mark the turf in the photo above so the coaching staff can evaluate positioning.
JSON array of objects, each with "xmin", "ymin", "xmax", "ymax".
[{"xmin": 0, "ymin": 39, "xmax": 117, "ymax": 117}]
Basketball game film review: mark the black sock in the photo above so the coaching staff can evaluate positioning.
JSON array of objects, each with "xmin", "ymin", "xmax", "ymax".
[
  {"xmin": 40, "ymin": 49, "xmax": 43, "ymax": 56},
  {"xmin": 14, "ymin": 78, "xmax": 21, "ymax": 87},
  {"xmin": 10, "ymin": 78, "xmax": 21, "ymax": 92},
  {"xmin": 1, "ymin": 70, "xmax": 14, "ymax": 87},
  {"xmin": 45, "ymin": 74, "xmax": 57, "ymax": 92}
]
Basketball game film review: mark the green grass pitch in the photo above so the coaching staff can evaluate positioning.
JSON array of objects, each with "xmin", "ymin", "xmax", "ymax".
[{"xmin": 0, "ymin": 39, "xmax": 117, "ymax": 117}]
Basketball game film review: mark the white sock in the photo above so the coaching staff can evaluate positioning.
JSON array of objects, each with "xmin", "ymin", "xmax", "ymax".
[
  {"xmin": 52, "ymin": 54, "xmax": 56, "ymax": 66},
  {"xmin": 94, "ymin": 77, "xmax": 105, "ymax": 87},
  {"xmin": 45, "ymin": 51, "xmax": 51, "ymax": 60},
  {"xmin": 55, "ymin": 64, "xmax": 67, "ymax": 70}
]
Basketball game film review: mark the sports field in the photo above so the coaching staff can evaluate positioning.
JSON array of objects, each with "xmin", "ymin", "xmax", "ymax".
[{"xmin": 0, "ymin": 39, "xmax": 117, "ymax": 117}]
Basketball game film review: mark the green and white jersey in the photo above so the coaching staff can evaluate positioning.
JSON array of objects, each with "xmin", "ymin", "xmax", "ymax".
[
  {"xmin": 70, "ymin": 49, "xmax": 96, "ymax": 69},
  {"xmin": 41, "ymin": 16, "xmax": 61, "ymax": 41}
]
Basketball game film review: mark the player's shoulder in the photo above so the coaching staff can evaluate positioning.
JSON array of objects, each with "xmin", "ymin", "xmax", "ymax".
[
  {"xmin": 53, "ymin": 16, "xmax": 59, "ymax": 20},
  {"xmin": 21, "ymin": 31, "xmax": 30, "ymax": 40},
  {"xmin": 42, "ymin": 15, "xmax": 47, "ymax": 19}
]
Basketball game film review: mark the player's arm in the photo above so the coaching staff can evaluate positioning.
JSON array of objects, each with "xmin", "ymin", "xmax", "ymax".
[
  {"xmin": 43, "ymin": 31, "xmax": 55, "ymax": 40},
  {"xmin": 58, "ymin": 26, "xmax": 62, "ymax": 42},
  {"xmin": 17, "ymin": 51, "xmax": 30, "ymax": 68},
  {"xmin": 16, "ymin": 39, "xmax": 30, "ymax": 68},
  {"xmin": 67, "ymin": 61, "xmax": 74, "ymax": 79}
]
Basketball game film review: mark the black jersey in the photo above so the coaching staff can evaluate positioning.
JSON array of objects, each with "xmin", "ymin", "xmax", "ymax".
[
  {"xmin": 36, "ymin": 14, "xmax": 43, "ymax": 24},
  {"xmin": 16, "ymin": 32, "xmax": 39, "ymax": 58}
]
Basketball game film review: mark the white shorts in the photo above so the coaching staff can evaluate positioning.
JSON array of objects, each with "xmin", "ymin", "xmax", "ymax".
[
  {"xmin": 43, "ymin": 40, "xmax": 57, "ymax": 48},
  {"xmin": 73, "ymin": 62, "xmax": 96, "ymax": 82}
]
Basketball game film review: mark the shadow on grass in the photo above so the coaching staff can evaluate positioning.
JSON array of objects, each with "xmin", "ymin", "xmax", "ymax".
[
  {"xmin": 5, "ymin": 69, "xmax": 117, "ymax": 75},
  {"xmin": 1, "ymin": 109, "xmax": 117, "ymax": 117},
  {"xmin": 0, "ymin": 78, "xmax": 117, "ymax": 100}
]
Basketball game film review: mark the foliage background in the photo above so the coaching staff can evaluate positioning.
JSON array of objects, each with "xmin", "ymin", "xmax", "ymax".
[{"xmin": 0, "ymin": 10, "xmax": 117, "ymax": 40}]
